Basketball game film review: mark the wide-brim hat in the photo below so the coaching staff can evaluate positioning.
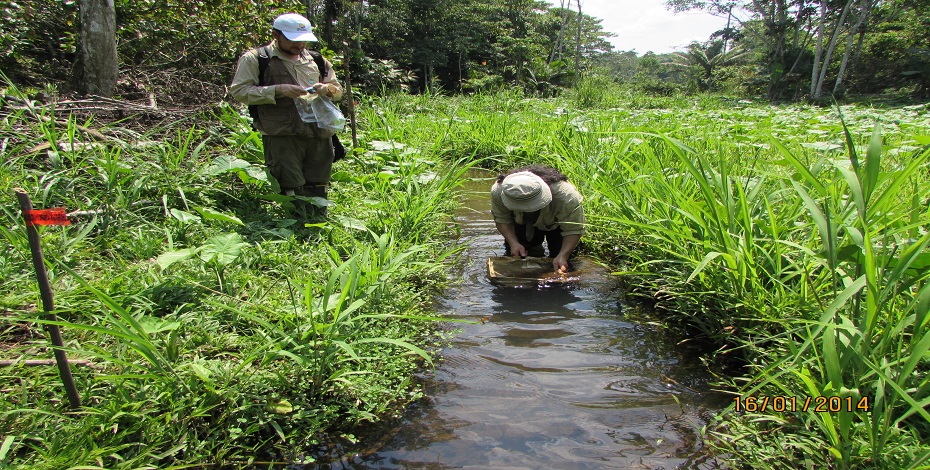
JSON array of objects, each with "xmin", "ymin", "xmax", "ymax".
[
  {"xmin": 273, "ymin": 13, "xmax": 318, "ymax": 42},
  {"xmin": 500, "ymin": 171, "xmax": 552, "ymax": 212}
]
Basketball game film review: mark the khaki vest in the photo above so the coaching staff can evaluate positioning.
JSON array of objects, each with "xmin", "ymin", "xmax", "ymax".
[{"xmin": 253, "ymin": 56, "xmax": 334, "ymax": 139}]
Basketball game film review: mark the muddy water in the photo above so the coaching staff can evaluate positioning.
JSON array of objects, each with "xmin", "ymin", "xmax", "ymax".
[{"xmin": 340, "ymin": 174, "xmax": 723, "ymax": 469}]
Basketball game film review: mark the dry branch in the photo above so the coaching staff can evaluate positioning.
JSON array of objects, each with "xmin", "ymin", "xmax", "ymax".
[
  {"xmin": 2, "ymin": 93, "xmax": 217, "ymax": 153},
  {"xmin": 0, "ymin": 359, "xmax": 94, "ymax": 367}
]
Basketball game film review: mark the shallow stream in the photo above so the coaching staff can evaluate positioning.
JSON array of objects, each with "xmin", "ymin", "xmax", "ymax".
[{"xmin": 319, "ymin": 173, "xmax": 725, "ymax": 469}]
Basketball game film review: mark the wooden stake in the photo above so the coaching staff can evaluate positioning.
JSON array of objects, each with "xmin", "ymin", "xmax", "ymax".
[
  {"xmin": 14, "ymin": 189, "xmax": 82, "ymax": 409},
  {"xmin": 342, "ymin": 45, "xmax": 358, "ymax": 150}
]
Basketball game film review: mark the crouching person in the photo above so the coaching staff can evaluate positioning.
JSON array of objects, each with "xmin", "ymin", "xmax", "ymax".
[{"xmin": 490, "ymin": 165, "xmax": 585, "ymax": 273}]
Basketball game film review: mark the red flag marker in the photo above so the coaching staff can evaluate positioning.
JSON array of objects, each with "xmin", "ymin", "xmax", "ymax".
[{"xmin": 23, "ymin": 208, "xmax": 71, "ymax": 226}]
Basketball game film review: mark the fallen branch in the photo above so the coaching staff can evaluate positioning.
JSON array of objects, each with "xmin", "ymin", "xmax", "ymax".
[{"xmin": 0, "ymin": 359, "xmax": 94, "ymax": 367}]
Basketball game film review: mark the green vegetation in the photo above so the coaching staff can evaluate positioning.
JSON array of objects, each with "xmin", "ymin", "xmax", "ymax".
[
  {"xmin": 314, "ymin": 86, "xmax": 927, "ymax": 468},
  {"xmin": 0, "ymin": 85, "xmax": 477, "ymax": 467},
  {"xmin": 2, "ymin": 0, "xmax": 929, "ymax": 459}
]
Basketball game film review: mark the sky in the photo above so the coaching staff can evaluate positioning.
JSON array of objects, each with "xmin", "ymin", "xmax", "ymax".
[{"xmin": 544, "ymin": 0, "xmax": 732, "ymax": 55}]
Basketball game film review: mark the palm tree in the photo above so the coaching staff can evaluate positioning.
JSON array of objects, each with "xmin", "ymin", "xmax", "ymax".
[{"xmin": 670, "ymin": 40, "xmax": 747, "ymax": 91}]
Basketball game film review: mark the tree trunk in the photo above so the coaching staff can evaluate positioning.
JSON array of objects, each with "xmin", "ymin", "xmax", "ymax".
[
  {"xmin": 810, "ymin": 0, "xmax": 827, "ymax": 97},
  {"xmin": 791, "ymin": 0, "xmax": 810, "ymax": 50},
  {"xmin": 342, "ymin": 45, "xmax": 358, "ymax": 150},
  {"xmin": 351, "ymin": 1, "xmax": 362, "ymax": 149},
  {"xmin": 813, "ymin": 0, "xmax": 854, "ymax": 98},
  {"xmin": 723, "ymin": 4, "xmax": 732, "ymax": 53},
  {"xmin": 574, "ymin": 0, "xmax": 582, "ymax": 85},
  {"xmin": 321, "ymin": 0, "xmax": 344, "ymax": 46},
  {"xmin": 757, "ymin": 0, "xmax": 790, "ymax": 100},
  {"xmin": 549, "ymin": 0, "xmax": 569, "ymax": 63},
  {"xmin": 77, "ymin": 0, "xmax": 118, "ymax": 97},
  {"xmin": 834, "ymin": 0, "xmax": 873, "ymax": 96}
]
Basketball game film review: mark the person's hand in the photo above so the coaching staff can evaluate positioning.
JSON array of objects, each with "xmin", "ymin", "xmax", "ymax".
[
  {"xmin": 312, "ymin": 83, "xmax": 337, "ymax": 98},
  {"xmin": 276, "ymin": 84, "xmax": 310, "ymax": 98},
  {"xmin": 553, "ymin": 255, "xmax": 570, "ymax": 273},
  {"xmin": 509, "ymin": 242, "xmax": 527, "ymax": 258}
]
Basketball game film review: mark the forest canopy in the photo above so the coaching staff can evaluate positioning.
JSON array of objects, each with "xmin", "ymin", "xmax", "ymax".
[{"xmin": 1, "ymin": 0, "xmax": 928, "ymax": 103}]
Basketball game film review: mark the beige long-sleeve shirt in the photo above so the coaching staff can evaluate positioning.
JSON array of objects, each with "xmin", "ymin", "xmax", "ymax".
[{"xmin": 490, "ymin": 180, "xmax": 586, "ymax": 237}]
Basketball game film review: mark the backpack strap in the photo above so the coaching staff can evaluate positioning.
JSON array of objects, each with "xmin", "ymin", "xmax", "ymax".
[
  {"xmin": 248, "ymin": 46, "xmax": 272, "ymax": 127},
  {"xmin": 256, "ymin": 45, "xmax": 271, "ymax": 86},
  {"xmin": 256, "ymin": 47, "xmax": 326, "ymax": 85},
  {"xmin": 307, "ymin": 50, "xmax": 329, "ymax": 80}
]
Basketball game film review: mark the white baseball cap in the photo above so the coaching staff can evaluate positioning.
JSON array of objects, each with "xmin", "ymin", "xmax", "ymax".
[{"xmin": 273, "ymin": 14, "xmax": 318, "ymax": 42}]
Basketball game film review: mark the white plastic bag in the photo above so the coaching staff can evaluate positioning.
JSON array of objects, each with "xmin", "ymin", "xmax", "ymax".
[
  {"xmin": 310, "ymin": 95, "xmax": 346, "ymax": 132},
  {"xmin": 294, "ymin": 94, "xmax": 346, "ymax": 132},
  {"xmin": 295, "ymin": 95, "xmax": 316, "ymax": 123}
]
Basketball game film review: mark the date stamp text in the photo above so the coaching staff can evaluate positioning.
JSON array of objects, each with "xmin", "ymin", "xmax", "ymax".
[{"xmin": 734, "ymin": 395, "xmax": 871, "ymax": 413}]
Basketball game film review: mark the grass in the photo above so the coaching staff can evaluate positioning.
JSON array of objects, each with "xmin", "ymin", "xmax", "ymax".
[{"xmin": 0, "ymin": 83, "xmax": 473, "ymax": 467}]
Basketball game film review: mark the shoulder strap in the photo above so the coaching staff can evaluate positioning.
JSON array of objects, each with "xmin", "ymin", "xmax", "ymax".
[
  {"xmin": 248, "ymin": 46, "xmax": 273, "ymax": 128},
  {"xmin": 256, "ymin": 46, "xmax": 271, "ymax": 86},
  {"xmin": 307, "ymin": 50, "xmax": 329, "ymax": 79}
]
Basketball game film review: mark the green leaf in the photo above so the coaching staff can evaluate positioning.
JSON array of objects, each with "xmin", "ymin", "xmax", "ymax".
[
  {"xmin": 169, "ymin": 209, "xmax": 201, "ymax": 224},
  {"xmin": 270, "ymin": 420, "xmax": 286, "ymax": 441},
  {"xmin": 834, "ymin": 243, "xmax": 862, "ymax": 264},
  {"xmin": 293, "ymin": 195, "xmax": 336, "ymax": 207},
  {"xmin": 199, "ymin": 233, "xmax": 247, "ymax": 267},
  {"xmin": 331, "ymin": 170, "xmax": 354, "ymax": 182},
  {"xmin": 912, "ymin": 135, "xmax": 930, "ymax": 145},
  {"xmin": 258, "ymin": 193, "xmax": 294, "ymax": 204},
  {"xmin": 0, "ymin": 435, "xmax": 15, "ymax": 462},
  {"xmin": 157, "ymin": 247, "xmax": 199, "ymax": 270},
  {"xmin": 353, "ymin": 337, "xmax": 433, "ymax": 365},
  {"xmin": 331, "ymin": 215, "xmax": 368, "ymax": 231},
  {"xmin": 237, "ymin": 166, "xmax": 269, "ymax": 186},
  {"xmin": 370, "ymin": 140, "xmax": 405, "ymax": 151},
  {"xmin": 862, "ymin": 123, "xmax": 883, "ymax": 205},
  {"xmin": 202, "ymin": 155, "xmax": 251, "ymax": 176},
  {"xmin": 138, "ymin": 316, "xmax": 181, "ymax": 334},
  {"xmin": 265, "ymin": 399, "xmax": 294, "ymax": 415},
  {"xmin": 687, "ymin": 251, "xmax": 722, "ymax": 283},
  {"xmin": 190, "ymin": 362, "xmax": 212, "ymax": 383},
  {"xmin": 195, "ymin": 207, "xmax": 244, "ymax": 226}
]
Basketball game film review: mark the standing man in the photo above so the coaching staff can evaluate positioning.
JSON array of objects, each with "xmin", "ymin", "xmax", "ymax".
[
  {"xmin": 229, "ymin": 13, "xmax": 343, "ymax": 217},
  {"xmin": 490, "ymin": 165, "xmax": 585, "ymax": 273}
]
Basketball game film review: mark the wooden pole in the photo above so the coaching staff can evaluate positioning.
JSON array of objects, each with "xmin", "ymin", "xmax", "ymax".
[
  {"xmin": 343, "ymin": 45, "xmax": 358, "ymax": 150},
  {"xmin": 15, "ymin": 189, "xmax": 82, "ymax": 409}
]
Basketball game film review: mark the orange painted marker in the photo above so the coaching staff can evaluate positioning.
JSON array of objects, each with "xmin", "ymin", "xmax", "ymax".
[{"xmin": 24, "ymin": 208, "xmax": 70, "ymax": 226}]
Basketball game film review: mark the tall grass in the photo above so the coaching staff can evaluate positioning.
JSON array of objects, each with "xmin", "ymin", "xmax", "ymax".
[
  {"xmin": 0, "ymin": 88, "xmax": 470, "ymax": 467},
  {"xmin": 549, "ymin": 108, "xmax": 930, "ymax": 467},
  {"xmin": 718, "ymin": 123, "xmax": 930, "ymax": 469}
]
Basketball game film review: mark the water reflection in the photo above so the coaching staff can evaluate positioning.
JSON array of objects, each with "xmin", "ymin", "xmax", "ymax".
[{"xmin": 491, "ymin": 284, "xmax": 582, "ymax": 319}]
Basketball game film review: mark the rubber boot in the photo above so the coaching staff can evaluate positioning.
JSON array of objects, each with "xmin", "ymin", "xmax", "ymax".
[
  {"xmin": 283, "ymin": 188, "xmax": 309, "ymax": 220},
  {"xmin": 303, "ymin": 184, "xmax": 329, "ymax": 220}
]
